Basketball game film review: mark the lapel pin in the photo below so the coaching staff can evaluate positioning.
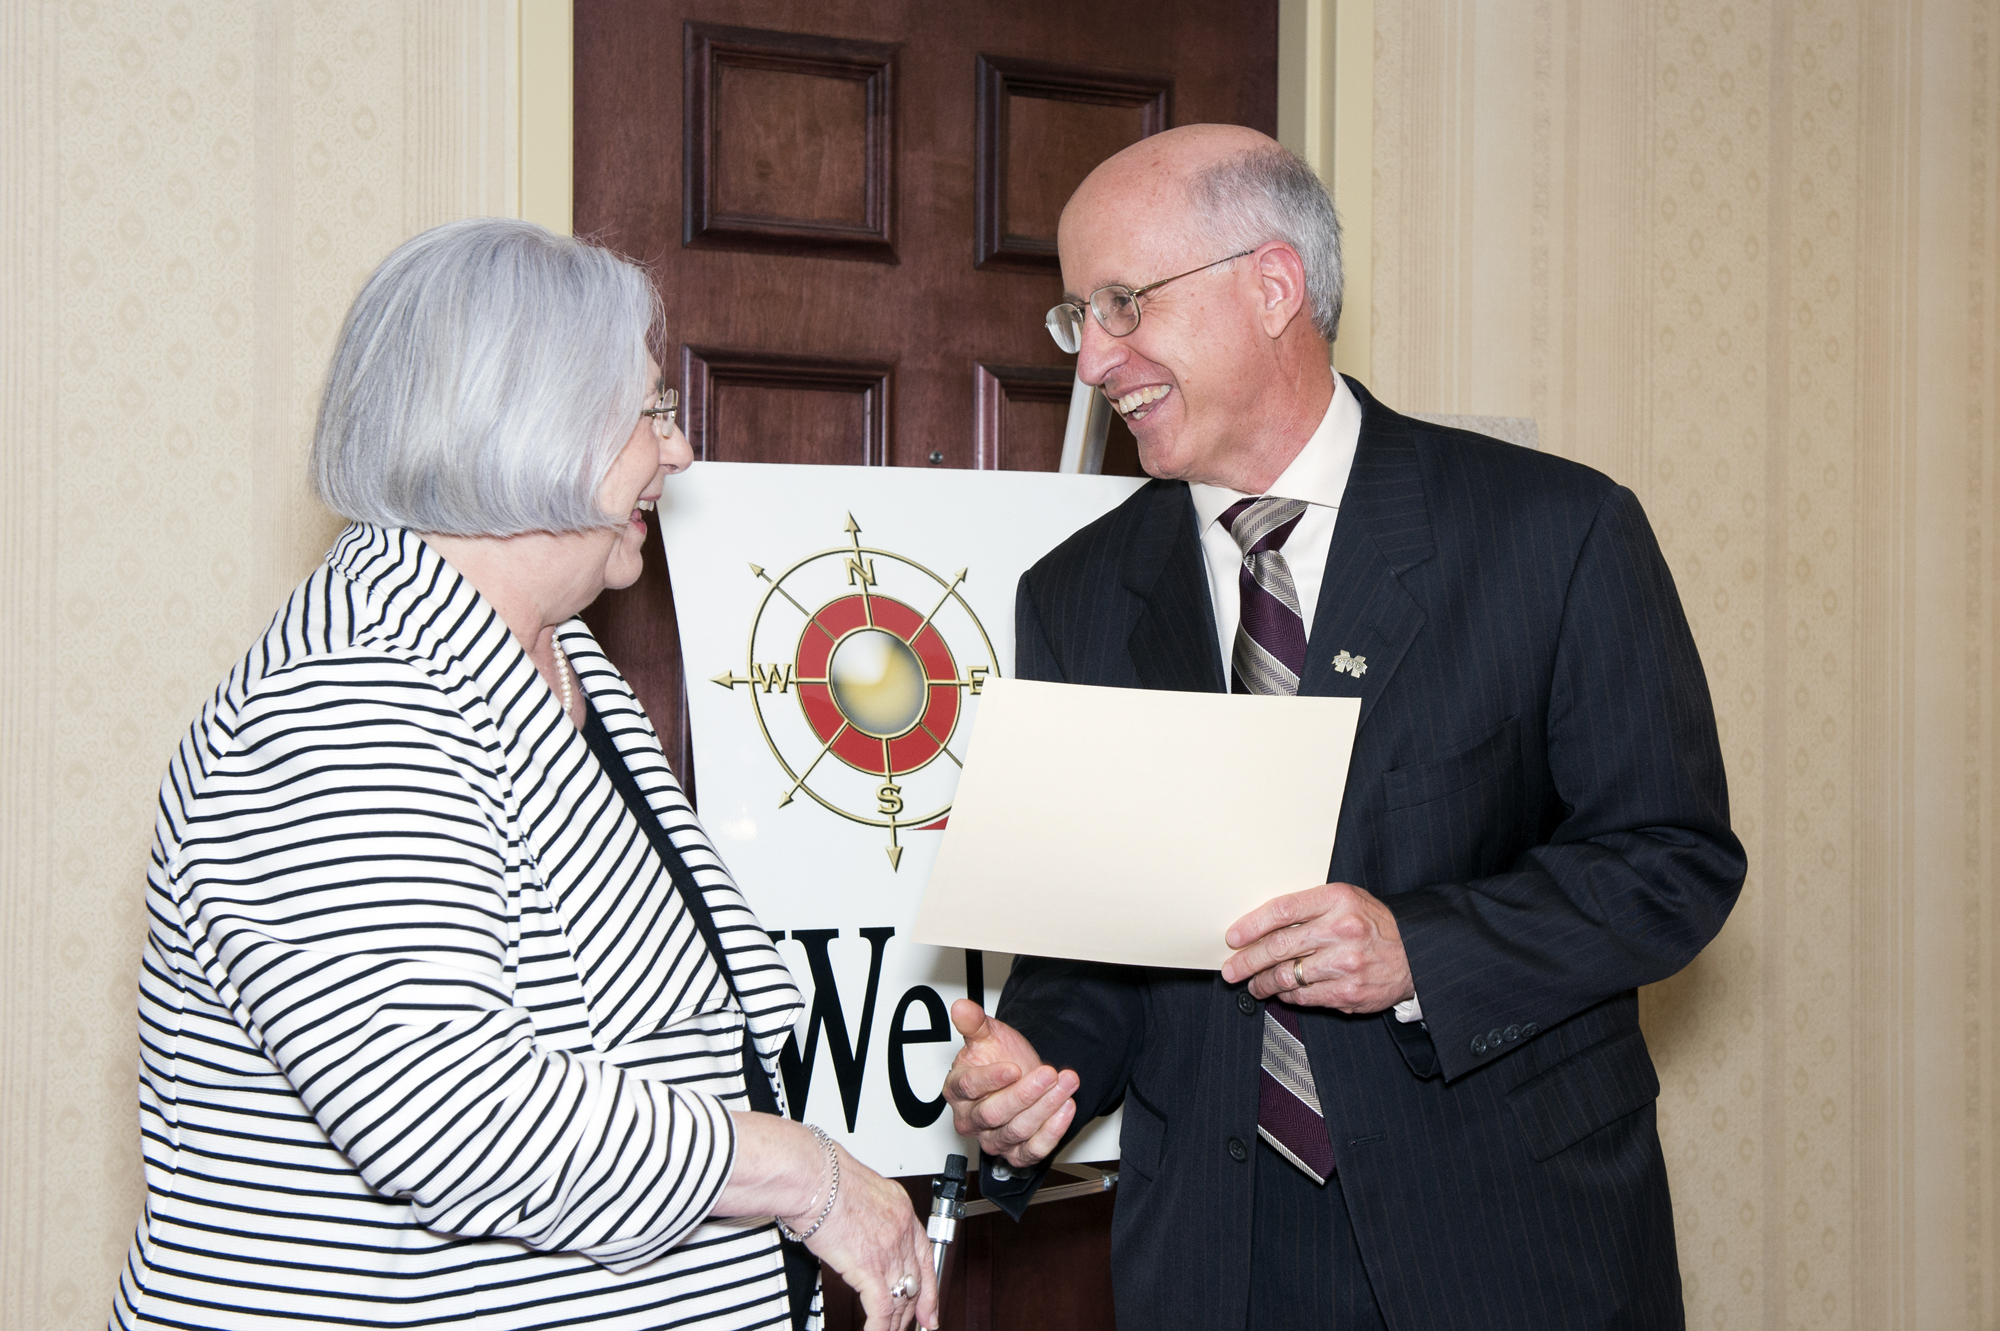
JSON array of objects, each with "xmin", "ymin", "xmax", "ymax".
[{"xmin": 1332, "ymin": 650, "xmax": 1368, "ymax": 678}]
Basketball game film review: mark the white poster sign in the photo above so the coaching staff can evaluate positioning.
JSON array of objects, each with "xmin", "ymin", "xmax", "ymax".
[{"xmin": 659, "ymin": 461, "xmax": 1146, "ymax": 1175}]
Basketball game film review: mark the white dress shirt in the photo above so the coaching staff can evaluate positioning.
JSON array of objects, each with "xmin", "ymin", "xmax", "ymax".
[
  {"xmin": 1188, "ymin": 374, "xmax": 1424, "ymax": 1023},
  {"xmin": 1188, "ymin": 373, "xmax": 1361, "ymax": 667}
]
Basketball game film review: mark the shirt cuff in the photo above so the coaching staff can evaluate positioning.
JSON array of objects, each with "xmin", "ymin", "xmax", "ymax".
[{"xmin": 1392, "ymin": 993, "xmax": 1424, "ymax": 1023}]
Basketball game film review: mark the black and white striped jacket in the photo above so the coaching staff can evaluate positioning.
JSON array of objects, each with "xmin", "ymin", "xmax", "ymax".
[{"xmin": 113, "ymin": 524, "xmax": 807, "ymax": 1330}]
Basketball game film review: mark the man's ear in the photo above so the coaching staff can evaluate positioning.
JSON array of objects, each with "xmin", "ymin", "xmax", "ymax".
[{"xmin": 1253, "ymin": 243, "xmax": 1309, "ymax": 338}]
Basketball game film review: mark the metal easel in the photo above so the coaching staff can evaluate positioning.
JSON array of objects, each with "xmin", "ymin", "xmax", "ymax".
[
  {"xmin": 927, "ymin": 1154, "xmax": 1119, "ymax": 1291},
  {"xmin": 1055, "ymin": 371, "xmax": 1112, "ymax": 475}
]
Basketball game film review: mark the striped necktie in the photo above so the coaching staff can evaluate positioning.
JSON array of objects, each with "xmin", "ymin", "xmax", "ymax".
[
  {"xmin": 1222, "ymin": 495, "xmax": 1336, "ymax": 1185},
  {"xmin": 1223, "ymin": 496, "xmax": 1310, "ymax": 695}
]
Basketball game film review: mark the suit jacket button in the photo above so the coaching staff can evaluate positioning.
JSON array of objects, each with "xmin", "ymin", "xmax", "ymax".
[
  {"xmin": 1521, "ymin": 1022, "xmax": 1538, "ymax": 1037},
  {"xmin": 1471, "ymin": 1034, "xmax": 1488, "ymax": 1054},
  {"xmin": 1489, "ymin": 1027, "xmax": 1504, "ymax": 1049},
  {"xmin": 1227, "ymin": 1137, "xmax": 1248, "ymax": 1163},
  {"xmin": 1237, "ymin": 991, "xmax": 1256, "ymax": 1015},
  {"xmin": 1503, "ymin": 1024, "xmax": 1521, "ymax": 1043}
]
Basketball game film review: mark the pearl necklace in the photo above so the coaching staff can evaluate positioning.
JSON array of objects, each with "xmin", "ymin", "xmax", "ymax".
[{"xmin": 552, "ymin": 636, "xmax": 574, "ymax": 717}]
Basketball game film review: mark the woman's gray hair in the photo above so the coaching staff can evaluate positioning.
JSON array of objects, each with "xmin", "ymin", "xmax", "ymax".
[
  {"xmin": 1186, "ymin": 145, "xmax": 1343, "ymax": 341},
  {"xmin": 312, "ymin": 217, "xmax": 659, "ymax": 536}
]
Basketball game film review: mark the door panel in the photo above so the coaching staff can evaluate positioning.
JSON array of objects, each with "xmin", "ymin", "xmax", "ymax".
[
  {"xmin": 973, "ymin": 363, "xmax": 1072, "ymax": 471},
  {"xmin": 684, "ymin": 23, "xmax": 898, "ymax": 258},
  {"xmin": 1001, "ymin": 95, "xmax": 1148, "ymax": 236},
  {"xmin": 973, "ymin": 363, "xmax": 1139, "ymax": 474},
  {"xmin": 975, "ymin": 55, "xmax": 1174, "ymax": 272},
  {"xmin": 713, "ymin": 69, "xmax": 869, "ymax": 223},
  {"xmin": 575, "ymin": 5, "xmax": 1273, "ymax": 1325},
  {"xmin": 684, "ymin": 347, "xmax": 892, "ymax": 465}
]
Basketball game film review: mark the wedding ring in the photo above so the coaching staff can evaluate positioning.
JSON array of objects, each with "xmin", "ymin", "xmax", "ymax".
[
  {"xmin": 890, "ymin": 1274, "xmax": 917, "ymax": 1299},
  {"xmin": 1293, "ymin": 957, "xmax": 1307, "ymax": 989}
]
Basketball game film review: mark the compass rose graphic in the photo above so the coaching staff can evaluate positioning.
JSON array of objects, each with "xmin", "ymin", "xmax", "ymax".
[{"xmin": 714, "ymin": 514, "xmax": 998, "ymax": 870}]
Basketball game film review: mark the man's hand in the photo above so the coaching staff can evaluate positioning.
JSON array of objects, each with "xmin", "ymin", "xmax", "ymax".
[
  {"xmin": 1220, "ymin": 882, "xmax": 1415, "ymax": 1013},
  {"xmin": 942, "ymin": 1001, "xmax": 1080, "ymax": 1170}
]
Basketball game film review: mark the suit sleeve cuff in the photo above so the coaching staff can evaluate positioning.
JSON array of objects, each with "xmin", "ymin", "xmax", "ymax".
[{"xmin": 979, "ymin": 1154, "xmax": 1052, "ymax": 1222}]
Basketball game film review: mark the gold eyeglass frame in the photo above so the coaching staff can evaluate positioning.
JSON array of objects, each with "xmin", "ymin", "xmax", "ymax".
[
  {"xmin": 1044, "ymin": 248, "xmax": 1257, "ymax": 353},
  {"xmin": 640, "ymin": 386, "xmax": 679, "ymax": 439}
]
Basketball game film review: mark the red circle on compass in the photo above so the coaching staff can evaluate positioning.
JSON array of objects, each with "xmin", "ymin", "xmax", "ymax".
[{"xmin": 794, "ymin": 594, "xmax": 960, "ymax": 776}]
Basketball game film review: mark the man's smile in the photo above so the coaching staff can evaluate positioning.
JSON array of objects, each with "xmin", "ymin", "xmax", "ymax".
[{"xmin": 1109, "ymin": 384, "xmax": 1173, "ymax": 419}]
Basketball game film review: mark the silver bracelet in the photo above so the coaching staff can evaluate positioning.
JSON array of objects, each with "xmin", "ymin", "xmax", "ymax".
[{"xmin": 776, "ymin": 1124, "xmax": 839, "ymax": 1243}]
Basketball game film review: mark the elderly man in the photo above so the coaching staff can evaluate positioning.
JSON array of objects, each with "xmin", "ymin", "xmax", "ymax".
[{"xmin": 943, "ymin": 124, "xmax": 1743, "ymax": 1330}]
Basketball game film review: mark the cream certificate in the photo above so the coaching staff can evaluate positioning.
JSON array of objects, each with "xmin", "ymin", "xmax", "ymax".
[{"xmin": 912, "ymin": 678, "xmax": 1361, "ymax": 970}]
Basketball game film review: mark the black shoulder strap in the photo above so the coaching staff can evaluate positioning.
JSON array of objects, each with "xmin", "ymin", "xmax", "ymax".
[
  {"xmin": 578, "ymin": 700, "xmax": 774, "ymax": 1105},
  {"xmin": 579, "ymin": 700, "xmax": 817, "ymax": 1329},
  {"xmin": 582, "ymin": 705, "xmax": 737, "ymax": 989}
]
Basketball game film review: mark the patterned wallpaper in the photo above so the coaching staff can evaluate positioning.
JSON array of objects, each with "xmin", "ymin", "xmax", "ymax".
[
  {"xmin": 0, "ymin": 3, "xmax": 514, "ymax": 1325},
  {"xmin": 1, "ymin": 2, "xmax": 1994, "ymax": 1329},
  {"xmin": 1371, "ymin": 2, "xmax": 1998, "ymax": 1327}
]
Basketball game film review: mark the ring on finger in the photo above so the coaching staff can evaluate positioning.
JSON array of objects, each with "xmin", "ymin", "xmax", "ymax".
[
  {"xmin": 1292, "ymin": 956, "xmax": 1308, "ymax": 989},
  {"xmin": 889, "ymin": 1274, "xmax": 917, "ymax": 1300}
]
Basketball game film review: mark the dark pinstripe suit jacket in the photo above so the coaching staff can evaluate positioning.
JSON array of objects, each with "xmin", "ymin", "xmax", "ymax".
[{"xmin": 987, "ymin": 380, "xmax": 1744, "ymax": 1330}]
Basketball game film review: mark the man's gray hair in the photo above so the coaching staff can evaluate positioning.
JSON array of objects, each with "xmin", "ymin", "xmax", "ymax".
[
  {"xmin": 312, "ymin": 218, "xmax": 659, "ymax": 536},
  {"xmin": 1186, "ymin": 145, "xmax": 1343, "ymax": 341}
]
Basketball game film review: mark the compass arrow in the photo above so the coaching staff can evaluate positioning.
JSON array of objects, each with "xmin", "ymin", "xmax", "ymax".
[
  {"xmin": 843, "ymin": 513, "xmax": 876, "ymax": 627},
  {"xmin": 712, "ymin": 669, "xmax": 751, "ymax": 689},
  {"xmin": 750, "ymin": 561, "xmax": 816, "ymax": 620},
  {"xmin": 840, "ymin": 511, "xmax": 880, "ymax": 627},
  {"xmin": 914, "ymin": 568, "xmax": 969, "ymax": 640},
  {"xmin": 885, "ymin": 845, "xmax": 903, "ymax": 871},
  {"xmin": 780, "ymin": 722, "xmax": 847, "ymax": 807}
]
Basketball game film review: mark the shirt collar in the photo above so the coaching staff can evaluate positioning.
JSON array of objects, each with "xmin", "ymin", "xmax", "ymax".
[{"xmin": 1188, "ymin": 373, "xmax": 1362, "ymax": 530}]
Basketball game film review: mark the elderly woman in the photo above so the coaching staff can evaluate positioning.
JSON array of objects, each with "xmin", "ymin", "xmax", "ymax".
[{"xmin": 111, "ymin": 219, "xmax": 935, "ymax": 1331}]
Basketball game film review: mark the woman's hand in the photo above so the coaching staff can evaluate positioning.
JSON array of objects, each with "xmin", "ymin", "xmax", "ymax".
[
  {"xmin": 798, "ymin": 1144, "xmax": 937, "ymax": 1331},
  {"xmin": 718, "ymin": 1114, "xmax": 936, "ymax": 1330}
]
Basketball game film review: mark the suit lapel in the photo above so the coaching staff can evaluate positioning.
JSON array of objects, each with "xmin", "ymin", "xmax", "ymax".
[
  {"xmin": 1123, "ymin": 483, "xmax": 1226, "ymax": 694},
  {"xmin": 1297, "ymin": 383, "xmax": 1434, "ymax": 734}
]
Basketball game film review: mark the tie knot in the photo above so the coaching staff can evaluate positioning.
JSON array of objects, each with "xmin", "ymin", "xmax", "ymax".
[{"xmin": 1222, "ymin": 496, "xmax": 1309, "ymax": 557}]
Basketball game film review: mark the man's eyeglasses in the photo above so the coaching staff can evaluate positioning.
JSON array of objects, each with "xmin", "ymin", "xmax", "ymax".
[
  {"xmin": 1044, "ymin": 249, "xmax": 1256, "ymax": 354},
  {"xmin": 640, "ymin": 385, "xmax": 678, "ymax": 439}
]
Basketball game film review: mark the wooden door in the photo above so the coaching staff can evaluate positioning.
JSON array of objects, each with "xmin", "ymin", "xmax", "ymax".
[{"xmin": 574, "ymin": 3, "xmax": 1275, "ymax": 1326}]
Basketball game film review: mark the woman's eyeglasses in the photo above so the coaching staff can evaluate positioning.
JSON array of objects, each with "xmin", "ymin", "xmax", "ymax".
[{"xmin": 640, "ymin": 386, "xmax": 678, "ymax": 440}]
